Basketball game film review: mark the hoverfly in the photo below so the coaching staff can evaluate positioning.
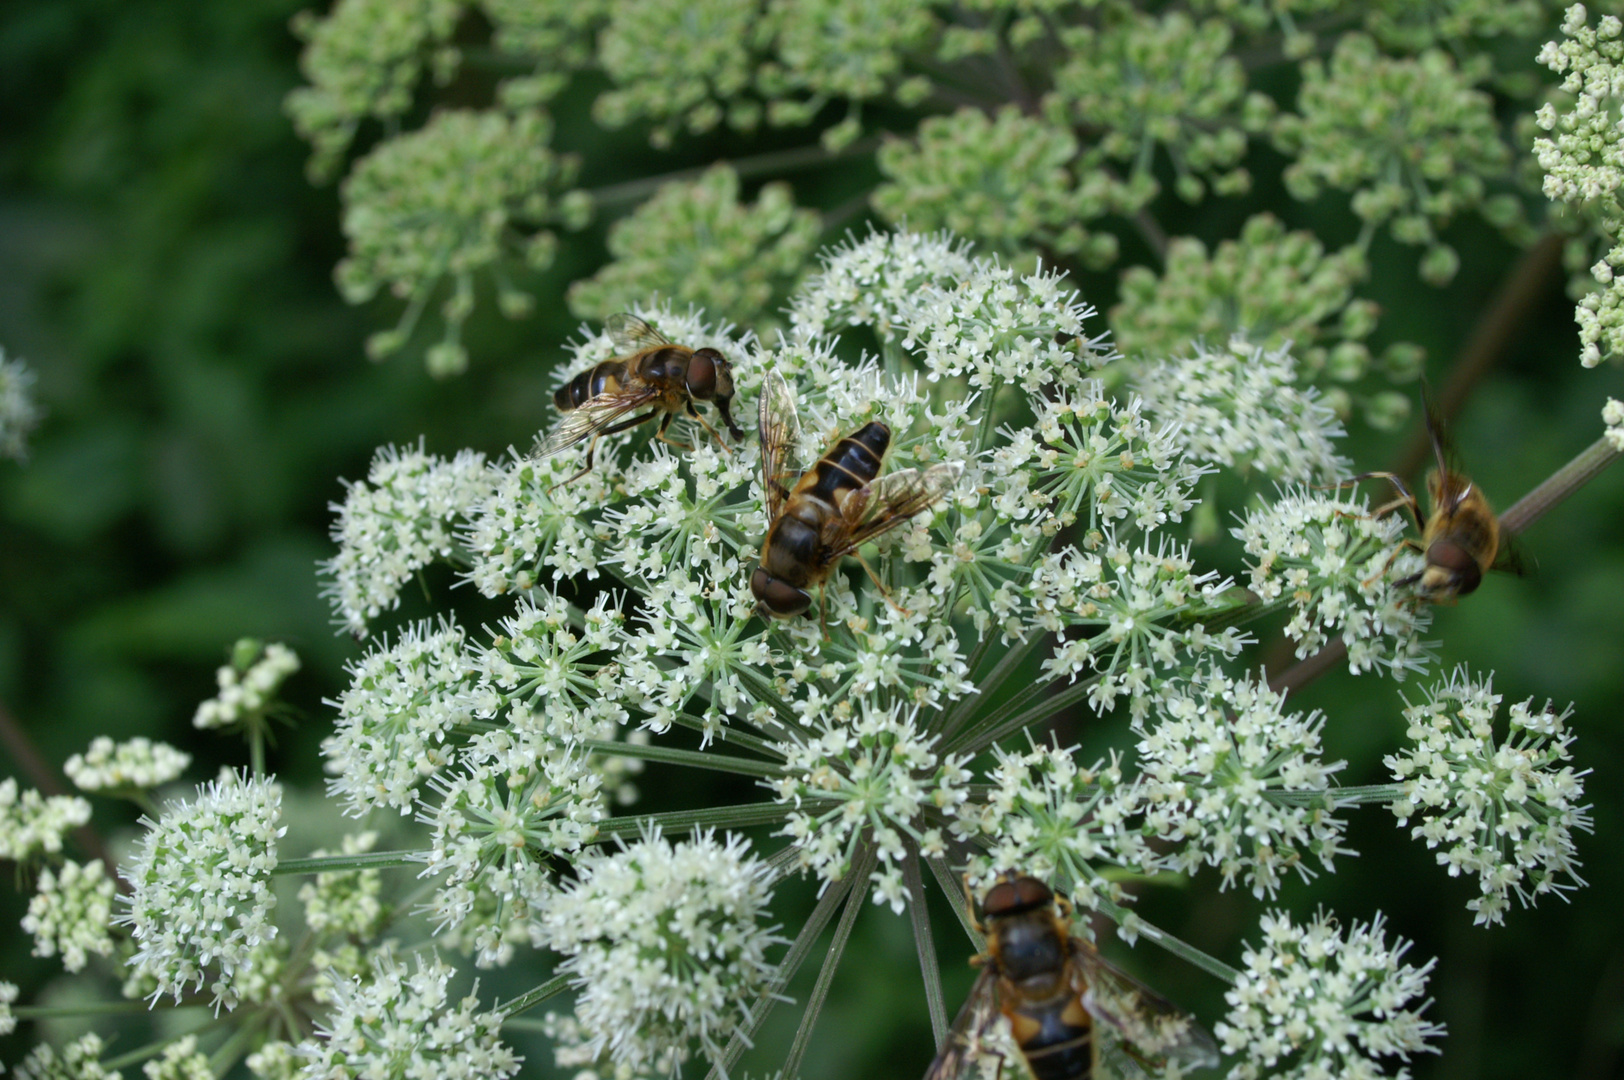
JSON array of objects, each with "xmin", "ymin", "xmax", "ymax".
[
  {"xmin": 925, "ymin": 875, "xmax": 1218, "ymax": 1080},
  {"xmin": 752, "ymin": 371, "xmax": 960, "ymax": 620},
  {"xmin": 535, "ymin": 313, "xmax": 744, "ymax": 486},
  {"xmin": 1343, "ymin": 392, "xmax": 1521, "ymax": 603}
]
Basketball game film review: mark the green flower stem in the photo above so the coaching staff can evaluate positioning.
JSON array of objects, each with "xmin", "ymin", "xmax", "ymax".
[
  {"xmin": 498, "ymin": 973, "xmax": 571, "ymax": 1020},
  {"xmin": 782, "ymin": 843, "xmax": 879, "ymax": 1080},
  {"xmin": 581, "ymin": 738, "xmax": 785, "ymax": 778},
  {"xmin": 1500, "ymin": 434, "xmax": 1620, "ymax": 538},
  {"xmin": 100, "ymin": 1017, "xmax": 229, "ymax": 1071},
  {"xmin": 13, "ymin": 1001, "xmax": 186, "ymax": 1018},
  {"xmin": 275, "ymin": 849, "xmax": 422, "ymax": 876},
  {"xmin": 1267, "ymin": 783, "xmax": 1406, "ymax": 806},
  {"xmin": 940, "ymin": 626, "xmax": 1051, "ymax": 748},
  {"xmin": 708, "ymin": 855, "xmax": 862, "ymax": 1080},
  {"xmin": 586, "ymin": 137, "xmax": 882, "ymax": 212},
  {"xmin": 1093, "ymin": 896, "xmax": 1242, "ymax": 986},
  {"xmin": 903, "ymin": 851, "xmax": 948, "ymax": 1045},
  {"xmin": 594, "ymin": 799, "xmax": 816, "ymax": 838},
  {"xmin": 952, "ymin": 668, "xmax": 1106, "ymax": 758}
]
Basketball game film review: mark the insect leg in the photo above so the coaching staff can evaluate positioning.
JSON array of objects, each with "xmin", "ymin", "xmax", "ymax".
[
  {"xmin": 548, "ymin": 411, "xmax": 660, "ymax": 490},
  {"xmin": 1331, "ymin": 471, "xmax": 1424, "ymax": 531},
  {"xmin": 681, "ymin": 400, "xmax": 732, "ymax": 455},
  {"xmin": 653, "ymin": 411, "xmax": 695, "ymax": 454}
]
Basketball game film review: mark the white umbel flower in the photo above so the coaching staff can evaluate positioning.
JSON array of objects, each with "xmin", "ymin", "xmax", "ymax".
[
  {"xmin": 1386, "ymin": 668, "xmax": 1591, "ymax": 926},
  {"xmin": 300, "ymin": 950, "xmax": 520, "ymax": 1080},
  {"xmin": 1217, "ymin": 908, "xmax": 1445, "ymax": 1080},
  {"xmin": 118, "ymin": 771, "xmax": 286, "ymax": 1009},
  {"xmin": 65, "ymin": 736, "xmax": 191, "ymax": 793},
  {"xmin": 540, "ymin": 829, "xmax": 783, "ymax": 1077}
]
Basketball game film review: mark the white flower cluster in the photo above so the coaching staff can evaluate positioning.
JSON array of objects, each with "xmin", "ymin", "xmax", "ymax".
[
  {"xmin": 1137, "ymin": 667, "xmax": 1351, "ymax": 898},
  {"xmin": 0, "ymin": 778, "xmax": 91, "ymax": 862},
  {"xmin": 967, "ymin": 740, "xmax": 1152, "ymax": 910},
  {"xmin": 1604, "ymin": 397, "xmax": 1624, "ymax": 451},
  {"xmin": 1385, "ymin": 669, "xmax": 1591, "ymax": 926},
  {"xmin": 298, "ymin": 832, "xmax": 386, "ymax": 938},
  {"xmin": 140, "ymin": 1036, "xmax": 211, "ymax": 1080},
  {"xmin": 323, "ymin": 618, "xmax": 480, "ymax": 815},
  {"xmin": 12, "ymin": 1031, "xmax": 121, "ymax": 1080},
  {"xmin": 1133, "ymin": 337, "xmax": 1347, "ymax": 485},
  {"xmin": 0, "ymin": 347, "xmax": 41, "ymax": 461},
  {"xmin": 64, "ymin": 736, "xmax": 191, "ymax": 792},
  {"xmin": 1534, "ymin": 4, "xmax": 1624, "ymax": 366},
  {"xmin": 772, "ymin": 701, "xmax": 971, "ymax": 912},
  {"xmin": 420, "ymin": 729, "xmax": 604, "ymax": 966},
  {"xmin": 1217, "ymin": 909, "xmax": 1445, "ymax": 1080},
  {"xmin": 1235, "ymin": 486, "xmax": 1432, "ymax": 675},
  {"xmin": 300, "ymin": 951, "xmax": 520, "ymax": 1080},
  {"xmin": 540, "ymin": 830, "xmax": 782, "ymax": 1077},
  {"xmin": 321, "ymin": 441, "xmax": 494, "ymax": 635},
  {"xmin": 22, "ymin": 857, "xmax": 116, "ymax": 972},
  {"xmin": 193, "ymin": 641, "xmax": 301, "ymax": 730},
  {"xmin": 298, "ymin": 227, "xmax": 1558, "ymax": 1075},
  {"xmin": 0, "ymin": 978, "xmax": 17, "ymax": 1034},
  {"xmin": 118, "ymin": 771, "xmax": 286, "ymax": 1009}
]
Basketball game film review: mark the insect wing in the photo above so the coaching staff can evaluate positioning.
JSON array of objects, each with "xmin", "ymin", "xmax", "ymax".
[
  {"xmin": 1073, "ymin": 943, "xmax": 1218, "ymax": 1074},
  {"xmin": 605, "ymin": 312, "xmax": 670, "ymax": 355},
  {"xmin": 840, "ymin": 462, "xmax": 962, "ymax": 552},
  {"xmin": 758, "ymin": 371, "xmax": 801, "ymax": 521},
  {"xmin": 923, "ymin": 966, "xmax": 1003, "ymax": 1080},
  {"xmin": 534, "ymin": 384, "xmax": 664, "ymax": 459}
]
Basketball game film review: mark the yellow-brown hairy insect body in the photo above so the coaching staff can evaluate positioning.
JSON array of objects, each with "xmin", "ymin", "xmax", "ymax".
[
  {"xmin": 536, "ymin": 313, "xmax": 743, "ymax": 486},
  {"xmin": 924, "ymin": 875, "xmax": 1217, "ymax": 1080},
  {"xmin": 1341, "ymin": 394, "xmax": 1518, "ymax": 604},
  {"xmin": 752, "ymin": 371, "xmax": 959, "ymax": 622}
]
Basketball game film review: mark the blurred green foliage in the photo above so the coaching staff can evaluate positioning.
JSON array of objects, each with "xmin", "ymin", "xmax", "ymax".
[{"xmin": 1, "ymin": 1, "xmax": 1622, "ymax": 1078}]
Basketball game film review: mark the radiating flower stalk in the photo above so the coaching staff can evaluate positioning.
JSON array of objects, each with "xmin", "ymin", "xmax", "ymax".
[{"xmin": 0, "ymin": 229, "xmax": 1609, "ymax": 1078}]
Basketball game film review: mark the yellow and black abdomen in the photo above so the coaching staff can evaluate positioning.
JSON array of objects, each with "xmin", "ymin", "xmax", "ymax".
[{"xmin": 554, "ymin": 361, "xmax": 627, "ymax": 412}]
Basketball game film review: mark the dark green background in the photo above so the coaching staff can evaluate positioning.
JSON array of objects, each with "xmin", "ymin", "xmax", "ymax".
[{"xmin": 1, "ymin": 2, "xmax": 1621, "ymax": 1076}]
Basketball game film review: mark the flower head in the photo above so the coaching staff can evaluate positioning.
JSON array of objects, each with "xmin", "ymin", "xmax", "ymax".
[
  {"xmin": 1137, "ymin": 667, "xmax": 1351, "ymax": 898},
  {"xmin": 299, "ymin": 950, "xmax": 521, "ymax": 1080},
  {"xmin": 118, "ymin": 771, "xmax": 286, "ymax": 1009},
  {"xmin": 65, "ymin": 736, "xmax": 191, "ymax": 793},
  {"xmin": 23, "ymin": 858, "xmax": 116, "ymax": 972},
  {"xmin": 1234, "ymin": 486, "xmax": 1432, "ymax": 676},
  {"xmin": 321, "ymin": 442, "xmax": 493, "ymax": 635},
  {"xmin": 540, "ymin": 828, "xmax": 782, "ymax": 1076},
  {"xmin": 1386, "ymin": 668, "xmax": 1591, "ymax": 926},
  {"xmin": 13, "ymin": 1032, "xmax": 122, "ymax": 1080},
  {"xmin": 1217, "ymin": 909, "xmax": 1445, "ymax": 1080},
  {"xmin": 772, "ymin": 700, "xmax": 972, "ymax": 911},
  {"xmin": 0, "ymin": 779, "xmax": 92, "ymax": 863},
  {"xmin": 193, "ymin": 640, "xmax": 301, "ymax": 731}
]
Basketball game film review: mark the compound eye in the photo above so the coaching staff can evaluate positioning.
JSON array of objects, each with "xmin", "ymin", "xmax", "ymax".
[
  {"xmin": 686, "ymin": 348, "xmax": 722, "ymax": 398},
  {"xmin": 751, "ymin": 568, "xmax": 810, "ymax": 618}
]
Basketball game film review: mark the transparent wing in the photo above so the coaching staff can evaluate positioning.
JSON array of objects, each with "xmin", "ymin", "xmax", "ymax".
[
  {"xmin": 758, "ymin": 371, "xmax": 800, "ymax": 521},
  {"xmin": 533, "ymin": 385, "xmax": 664, "ymax": 459},
  {"xmin": 923, "ymin": 965, "xmax": 1002, "ymax": 1080},
  {"xmin": 606, "ymin": 312, "xmax": 669, "ymax": 355},
  {"xmin": 1072, "ymin": 941, "xmax": 1219, "ymax": 1074},
  {"xmin": 838, "ymin": 461, "xmax": 963, "ymax": 552}
]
